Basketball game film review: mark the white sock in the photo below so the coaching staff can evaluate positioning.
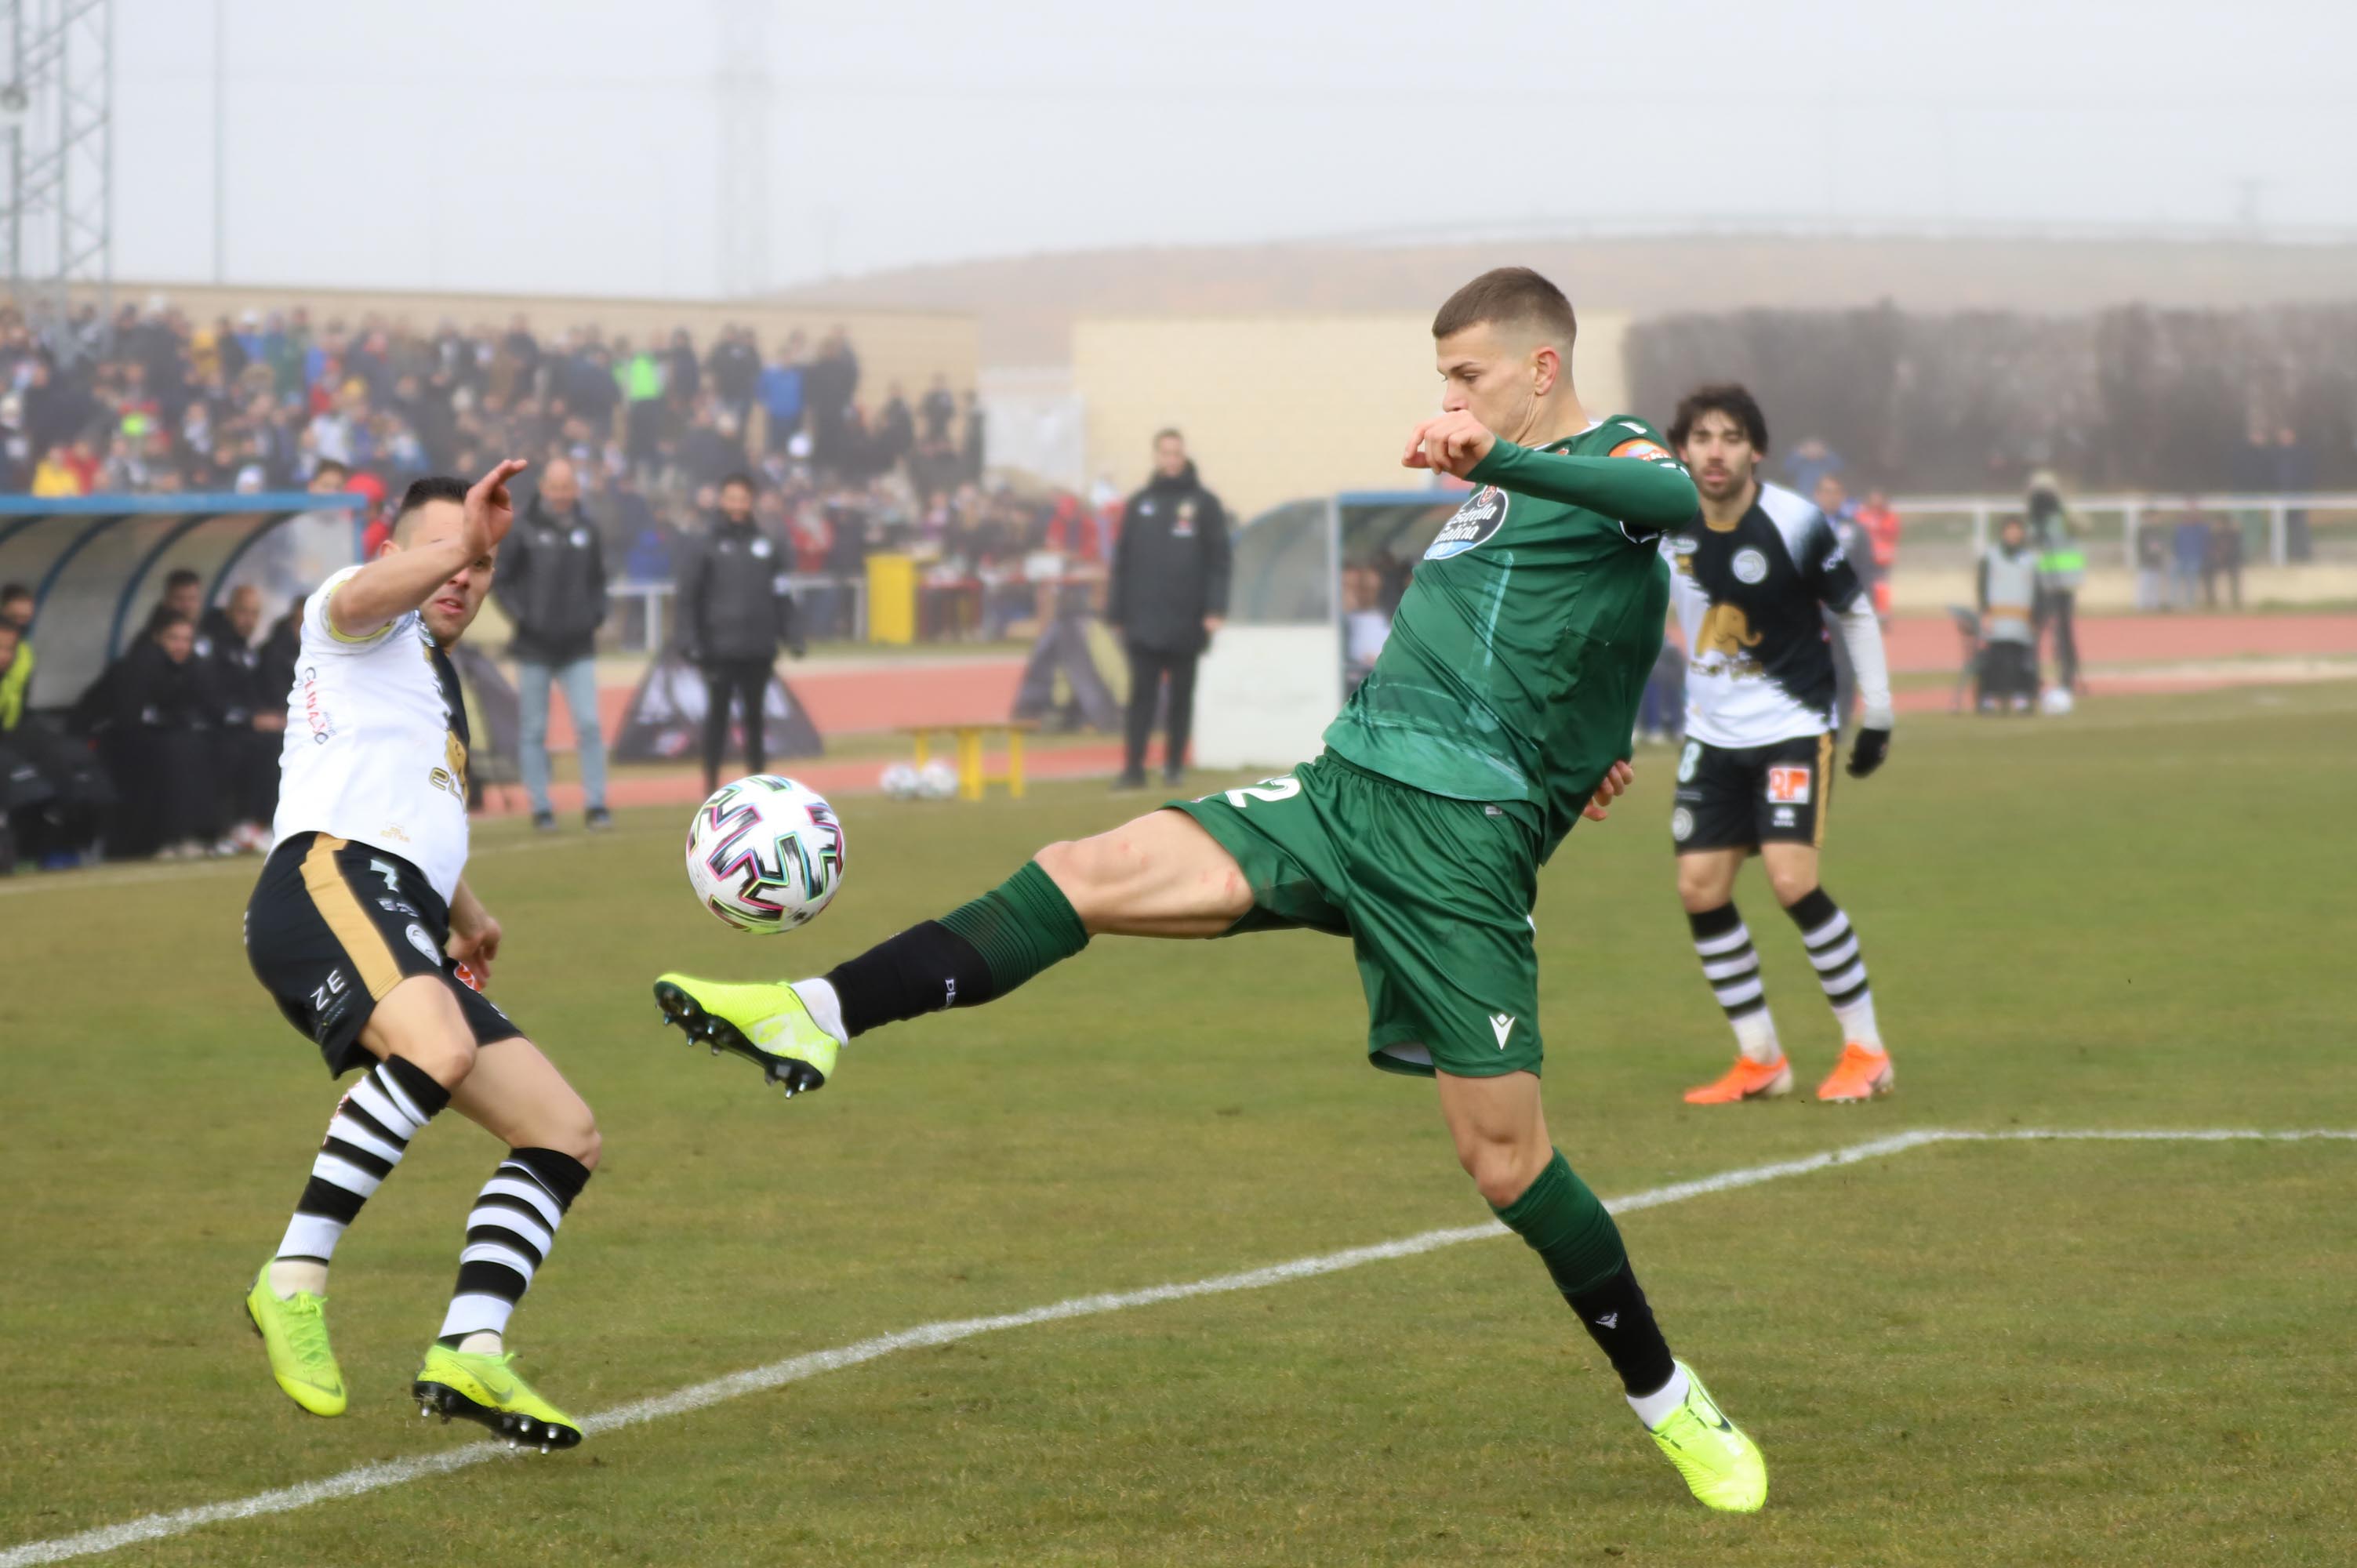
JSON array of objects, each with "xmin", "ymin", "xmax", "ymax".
[
  {"xmin": 1835, "ymin": 993, "xmax": 1883, "ymax": 1051},
  {"xmin": 456, "ymin": 1330, "xmax": 503, "ymax": 1355},
  {"xmin": 1628, "ymin": 1362, "xmax": 1691, "ymax": 1429},
  {"xmin": 791, "ymin": 978, "xmax": 848, "ymax": 1044},
  {"xmin": 268, "ymin": 1258, "xmax": 329, "ymax": 1298},
  {"xmin": 1732, "ymin": 1007, "xmax": 1784, "ymax": 1065}
]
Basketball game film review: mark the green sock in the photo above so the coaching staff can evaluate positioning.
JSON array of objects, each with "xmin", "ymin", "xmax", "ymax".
[
  {"xmin": 1491, "ymin": 1149, "xmax": 1628, "ymax": 1297},
  {"xmin": 937, "ymin": 860, "xmax": 1091, "ymax": 997}
]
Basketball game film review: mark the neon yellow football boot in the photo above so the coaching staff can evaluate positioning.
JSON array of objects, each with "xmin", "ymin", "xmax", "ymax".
[
  {"xmin": 413, "ymin": 1344, "xmax": 583, "ymax": 1451},
  {"xmin": 652, "ymin": 974, "xmax": 839, "ymax": 1096},
  {"xmin": 1646, "ymin": 1361, "xmax": 1767, "ymax": 1512},
  {"xmin": 244, "ymin": 1265, "xmax": 348, "ymax": 1417}
]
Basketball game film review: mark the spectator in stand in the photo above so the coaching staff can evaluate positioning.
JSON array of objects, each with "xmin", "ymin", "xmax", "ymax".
[
  {"xmin": 920, "ymin": 373, "xmax": 956, "ymax": 446},
  {"xmin": 256, "ymin": 591, "xmax": 303, "ymax": 716},
  {"xmin": 804, "ymin": 328, "xmax": 859, "ymax": 475},
  {"xmin": 0, "ymin": 604, "xmax": 29, "ymax": 720},
  {"xmin": 1778, "ymin": 436, "xmax": 1841, "ymax": 498},
  {"xmin": 158, "ymin": 566, "xmax": 205, "ymax": 627},
  {"xmin": 31, "ymin": 443, "xmax": 86, "ymax": 495},
  {"xmin": 497, "ymin": 457, "xmax": 613, "ymax": 833},
  {"xmin": 961, "ymin": 390, "xmax": 986, "ymax": 485},
  {"xmin": 2, "ymin": 582, "xmax": 34, "ymax": 636},
  {"xmin": 665, "ymin": 327, "xmax": 702, "ymax": 408},
  {"xmin": 709, "ymin": 324, "xmax": 761, "ymax": 432},
  {"xmin": 1976, "ymin": 516, "xmax": 2040, "ymax": 713},
  {"xmin": 2206, "ymin": 511, "xmax": 2244, "ymax": 610},
  {"xmin": 1107, "ymin": 429, "xmax": 1229, "ymax": 789},
  {"xmin": 618, "ymin": 335, "xmax": 666, "ymax": 476},
  {"xmin": 2134, "ymin": 513, "xmax": 2170, "ymax": 612},
  {"xmin": 108, "ymin": 606, "xmax": 221, "ymax": 857},
  {"xmin": 2170, "ymin": 506, "xmax": 2209, "ymax": 610},
  {"xmin": 1854, "ymin": 488, "xmax": 1901, "ymax": 619},
  {"xmin": 198, "ymin": 583, "xmax": 282, "ymax": 851},
  {"xmin": 757, "ymin": 334, "xmax": 807, "ymax": 457},
  {"xmin": 677, "ymin": 473, "xmax": 805, "ymax": 794}
]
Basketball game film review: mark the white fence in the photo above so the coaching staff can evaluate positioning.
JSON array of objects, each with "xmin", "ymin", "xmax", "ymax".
[{"xmin": 1891, "ymin": 492, "xmax": 2357, "ymax": 568}]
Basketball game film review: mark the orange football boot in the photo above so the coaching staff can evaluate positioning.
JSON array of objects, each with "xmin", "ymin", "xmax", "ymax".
[
  {"xmin": 1683, "ymin": 1055, "xmax": 1794, "ymax": 1105},
  {"xmin": 1814, "ymin": 1042, "xmax": 1895, "ymax": 1103}
]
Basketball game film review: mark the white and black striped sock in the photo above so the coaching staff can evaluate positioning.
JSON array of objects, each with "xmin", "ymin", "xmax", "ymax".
[
  {"xmin": 1787, "ymin": 887, "xmax": 1883, "ymax": 1049},
  {"xmin": 1687, "ymin": 903, "xmax": 1783, "ymax": 1064},
  {"xmin": 438, "ymin": 1147, "xmax": 593, "ymax": 1350},
  {"xmin": 271, "ymin": 1055, "xmax": 450, "ymax": 1296}
]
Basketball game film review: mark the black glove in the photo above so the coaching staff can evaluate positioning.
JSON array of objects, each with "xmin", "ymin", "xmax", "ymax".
[{"xmin": 1848, "ymin": 727, "xmax": 1891, "ymax": 779}]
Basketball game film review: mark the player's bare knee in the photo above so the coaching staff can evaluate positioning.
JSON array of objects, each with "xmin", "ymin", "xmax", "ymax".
[
  {"xmin": 397, "ymin": 1030, "xmax": 476, "ymax": 1090},
  {"xmin": 1769, "ymin": 868, "xmax": 1820, "ymax": 908},
  {"xmin": 568, "ymin": 1115, "xmax": 603, "ymax": 1173},
  {"xmin": 1676, "ymin": 861, "xmax": 1727, "ymax": 911}
]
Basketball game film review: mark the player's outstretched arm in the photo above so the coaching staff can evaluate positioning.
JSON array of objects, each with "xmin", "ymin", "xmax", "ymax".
[
  {"xmin": 329, "ymin": 459, "xmax": 526, "ymax": 641},
  {"xmin": 1403, "ymin": 414, "xmax": 1695, "ymax": 529}
]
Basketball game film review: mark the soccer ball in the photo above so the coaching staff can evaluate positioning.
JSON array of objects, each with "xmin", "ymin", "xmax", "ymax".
[
  {"xmin": 2039, "ymin": 685, "xmax": 2076, "ymax": 717},
  {"xmin": 917, "ymin": 759, "xmax": 961, "ymax": 800},
  {"xmin": 685, "ymin": 775, "xmax": 847, "ymax": 934},
  {"xmin": 879, "ymin": 761, "xmax": 922, "ymax": 799}
]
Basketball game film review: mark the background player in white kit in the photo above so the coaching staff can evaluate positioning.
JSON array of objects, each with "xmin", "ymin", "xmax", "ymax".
[
  {"xmin": 240, "ymin": 460, "xmax": 600, "ymax": 1450},
  {"xmin": 1658, "ymin": 385, "xmax": 1898, "ymax": 1105}
]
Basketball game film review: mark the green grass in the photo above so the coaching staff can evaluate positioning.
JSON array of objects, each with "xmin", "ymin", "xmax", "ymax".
[{"xmin": 2, "ymin": 681, "xmax": 2354, "ymax": 1566}]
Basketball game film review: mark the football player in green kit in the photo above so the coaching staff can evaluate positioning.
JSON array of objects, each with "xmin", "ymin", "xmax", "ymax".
[{"xmin": 652, "ymin": 267, "xmax": 1769, "ymax": 1512}]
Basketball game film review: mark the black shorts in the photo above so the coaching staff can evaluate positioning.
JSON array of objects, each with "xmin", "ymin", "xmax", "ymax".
[
  {"xmin": 1670, "ymin": 733, "xmax": 1836, "ymax": 854},
  {"xmin": 245, "ymin": 832, "xmax": 521, "ymax": 1076}
]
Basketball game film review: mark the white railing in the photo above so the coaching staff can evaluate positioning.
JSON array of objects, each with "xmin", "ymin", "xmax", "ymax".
[
  {"xmin": 610, "ymin": 573, "xmax": 868, "ymax": 652},
  {"xmin": 1890, "ymin": 492, "xmax": 2357, "ymax": 568}
]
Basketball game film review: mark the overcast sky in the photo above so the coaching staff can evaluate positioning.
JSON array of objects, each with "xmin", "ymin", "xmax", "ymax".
[{"xmin": 113, "ymin": 0, "xmax": 2357, "ymax": 299}]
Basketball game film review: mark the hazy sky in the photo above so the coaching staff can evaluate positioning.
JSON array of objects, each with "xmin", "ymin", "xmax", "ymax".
[{"xmin": 114, "ymin": 0, "xmax": 2357, "ymax": 299}]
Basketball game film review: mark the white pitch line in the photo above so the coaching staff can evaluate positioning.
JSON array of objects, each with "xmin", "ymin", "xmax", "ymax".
[{"xmin": 2, "ymin": 1127, "xmax": 2348, "ymax": 1568}]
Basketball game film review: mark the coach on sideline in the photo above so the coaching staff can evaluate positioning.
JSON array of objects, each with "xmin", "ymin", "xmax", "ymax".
[
  {"xmin": 497, "ymin": 458, "xmax": 612, "ymax": 832},
  {"xmin": 1107, "ymin": 428, "xmax": 1230, "ymax": 789}
]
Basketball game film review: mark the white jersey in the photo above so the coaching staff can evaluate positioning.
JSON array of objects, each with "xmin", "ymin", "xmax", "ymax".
[
  {"xmin": 1661, "ymin": 481, "xmax": 1866, "ymax": 750},
  {"xmin": 271, "ymin": 566, "xmax": 472, "ymax": 900}
]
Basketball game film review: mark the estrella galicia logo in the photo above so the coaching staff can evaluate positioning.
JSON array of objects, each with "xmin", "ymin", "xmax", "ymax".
[{"xmin": 1424, "ymin": 486, "xmax": 1509, "ymax": 561}]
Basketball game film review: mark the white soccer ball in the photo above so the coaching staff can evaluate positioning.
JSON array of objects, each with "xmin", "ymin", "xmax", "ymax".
[
  {"xmin": 917, "ymin": 759, "xmax": 961, "ymax": 800},
  {"xmin": 879, "ymin": 761, "xmax": 922, "ymax": 800},
  {"xmin": 684, "ymin": 775, "xmax": 847, "ymax": 934},
  {"xmin": 2039, "ymin": 685, "xmax": 2076, "ymax": 716}
]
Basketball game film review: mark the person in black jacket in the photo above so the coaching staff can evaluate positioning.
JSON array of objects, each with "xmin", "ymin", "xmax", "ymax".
[
  {"xmin": 107, "ymin": 608, "xmax": 222, "ymax": 858},
  {"xmin": 677, "ymin": 473, "xmax": 804, "ymax": 793},
  {"xmin": 198, "ymin": 584, "xmax": 285, "ymax": 848},
  {"xmin": 1107, "ymin": 430, "xmax": 1230, "ymax": 788},
  {"xmin": 496, "ymin": 458, "xmax": 612, "ymax": 831}
]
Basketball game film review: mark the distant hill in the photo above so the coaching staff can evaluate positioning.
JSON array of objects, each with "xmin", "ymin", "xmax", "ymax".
[{"xmin": 767, "ymin": 234, "xmax": 2357, "ymax": 368}]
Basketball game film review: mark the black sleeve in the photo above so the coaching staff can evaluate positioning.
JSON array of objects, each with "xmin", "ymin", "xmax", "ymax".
[
  {"xmin": 1807, "ymin": 512, "xmax": 1866, "ymax": 613},
  {"xmin": 1201, "ymin": 490, "xmax": 1232, "ymax": 619},
  {"xmin": 496, "ymin": 521, "xmax": 531, "ymax": 622},
  {"xmin": 586, "ymin": 526, "xmax": 609, "ymax": 630},
  {"xmin": 675, "ymin": 536, "xmax": 706, "ymax": 658},
  {"xmin": 1106, "ymin": 495, "xmax": 1137, "ymax": 626}
]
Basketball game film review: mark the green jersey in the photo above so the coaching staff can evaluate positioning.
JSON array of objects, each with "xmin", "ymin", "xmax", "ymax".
[{"xmin": 1322, "ymin": 416, "xmax": 1695, "ymax": 858}]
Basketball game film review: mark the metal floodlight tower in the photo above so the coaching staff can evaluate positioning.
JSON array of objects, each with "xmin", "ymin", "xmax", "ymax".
[{"xmin": 3, "ymin": 0, "xmax": 113, "ymax": 346}]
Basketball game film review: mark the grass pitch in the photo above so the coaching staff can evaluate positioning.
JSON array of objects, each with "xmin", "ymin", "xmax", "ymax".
[{"xmin": 2, "ymin": 681, "xmax": 2352, "ymax": 1566}]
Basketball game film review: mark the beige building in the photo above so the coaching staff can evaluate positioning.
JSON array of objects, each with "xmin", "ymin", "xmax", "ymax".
[{"xmin": 1073, "ymin": 310, "xmax": 1632, "ymax": 518}]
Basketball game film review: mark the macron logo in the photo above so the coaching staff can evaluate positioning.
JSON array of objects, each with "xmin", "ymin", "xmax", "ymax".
[{"xmin": 1490, "ymin": 1013, "xmax": 1515, "ymax": 1049}]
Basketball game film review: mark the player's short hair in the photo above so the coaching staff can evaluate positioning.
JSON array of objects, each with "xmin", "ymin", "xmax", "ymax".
[
  {"xmin": 392, "ymin": 476, "xmax": 469, "ymax": 540},
  {"xmin": 143, "ymin": 604, "xmax": 194, "ymax": 639},
  {"xmin": 1432, "ymin": 267, "xmax": 1578, "ymax": 350},
  {"xmin": 312, "ymin": 459, "xmax": 350, "ymax": 484},
  {"xmin": 1153, "ymin": 427, "xmax": 1183, "ymax": 446},
  {"xmin": 2, "ymin": 581, "xmax": 34, "ymax": 606},
  {"xmin": 1669, "ymin": 383, "xmax": 1770, "ymax": 453},
  {"xmin": 718, "ymin": 471, "xmax": 757, "ymax": 494},
  {"xmin": 163, "ymin": 567, "xmax": 202, "ymax": 593}
]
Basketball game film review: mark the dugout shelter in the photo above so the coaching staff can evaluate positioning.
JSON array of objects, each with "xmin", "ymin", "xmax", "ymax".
[
  {"xmin": 1192, "ymin": 488, "xmax": 1465, "ymax": 770},
  {"xmin": 0, "ymin": 493, "xmax": 367, "ymax": 704}
]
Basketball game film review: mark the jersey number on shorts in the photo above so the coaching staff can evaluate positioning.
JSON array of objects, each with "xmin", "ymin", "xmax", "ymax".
[
  {"xmin": 1676, "ymin": 742, "xmax": 1701, "ymax": 784},
  {"xmin": 1223, "ymin": 777, "xmax": 1302, "ymax": 809}
]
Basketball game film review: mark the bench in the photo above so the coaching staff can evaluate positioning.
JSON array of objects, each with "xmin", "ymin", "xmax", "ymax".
[{"xmin": 898, "ymin": 720, "xmax": 1040, "ymax": 800}]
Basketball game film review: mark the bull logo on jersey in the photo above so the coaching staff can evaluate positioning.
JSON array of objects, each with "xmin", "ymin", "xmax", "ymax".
[
  {"xmin": 1694, "ymin": 604, "xmax": 1765, "ymax": 674},
  {"xmin": 1425, "ymin": 487, "xmax": 1509, "ymax": 561}
]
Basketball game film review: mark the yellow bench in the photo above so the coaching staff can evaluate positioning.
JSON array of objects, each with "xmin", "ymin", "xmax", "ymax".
[{"xmin": 899, "ymin": 720, "xmax": 1039, "ymax": 800}]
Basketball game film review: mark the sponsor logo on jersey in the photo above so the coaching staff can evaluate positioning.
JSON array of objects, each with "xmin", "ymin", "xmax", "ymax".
[
  {"xmin": 1671, "ymin": 805, "xmax": 1694, "ymax": 841},
  {"xmin": 1608, "ymin": 437, "xmax": 1673, "ymax": 462},
  {"xmin": 405, "ymin": 923, "xmax": 441, "ymax": 964},
  {"xmin": 1732, "ymin": 547, "xmax": 1770, "ymax": 584},
  {"xmin": 1424, "ymin": 486, "xmax": 1509, "ymax": 560},
  {"xmin": 297, "ymin": 666, "xmax": 336, "ymax": 745},
  {"xmin": 1694, "ymin": 604, "xmax": 1764, "ymax": 662}
]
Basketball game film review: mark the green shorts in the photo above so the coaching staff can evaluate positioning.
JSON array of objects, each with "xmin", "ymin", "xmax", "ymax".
[{"xmin": 1166, "ymin": 751, "xmax": 1543, "ymax": 1080}]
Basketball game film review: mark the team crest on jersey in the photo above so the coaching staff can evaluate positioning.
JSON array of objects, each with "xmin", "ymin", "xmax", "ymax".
[
  {"xmin": 1425, "ymin": 486, "xmax": 1509, "ymax": 561},
  {"xmin": 1732, "ymin": 547, "xmax": 1770, "ymax": 584}
]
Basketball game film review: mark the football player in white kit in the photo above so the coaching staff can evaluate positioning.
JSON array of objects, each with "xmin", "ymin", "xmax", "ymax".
[
  {"xmin": 1658, "ymin": 386, "xmax": 1898, "ymax": 1106},
  {"xmin": 241, "ymin": 461, "xmax": 599, "ymax": 1450}
]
